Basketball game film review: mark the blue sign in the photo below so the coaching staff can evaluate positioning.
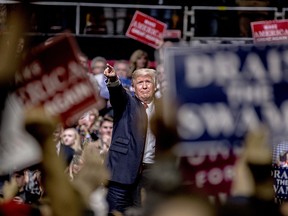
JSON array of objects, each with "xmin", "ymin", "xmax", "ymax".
[
  {"xmin": 273, "ymin": 165, "xmax": 288, "ymax": 201},
  {"xmin": 165, "ymin": 44, "xmax": 288, "ymax": 201},
  {"xmin": 165, "ymin": 44, "xmax": 288, "ymax": 148}
]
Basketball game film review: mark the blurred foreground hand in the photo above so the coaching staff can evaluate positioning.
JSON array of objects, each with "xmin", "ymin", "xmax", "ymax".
[{"xmin": 24, "ymin": 107, "xmax": 59, "ymax": 145}]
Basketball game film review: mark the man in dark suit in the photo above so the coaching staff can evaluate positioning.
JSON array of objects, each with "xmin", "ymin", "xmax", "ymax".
[{"xmin": 103, "ymin": 64, "xmax": 158, "ymax": 214}]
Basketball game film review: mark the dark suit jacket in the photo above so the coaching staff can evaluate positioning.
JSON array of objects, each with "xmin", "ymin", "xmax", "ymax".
[{"xmin": 107, "ymin": 84, "xmax": 148, "ymax": 184}]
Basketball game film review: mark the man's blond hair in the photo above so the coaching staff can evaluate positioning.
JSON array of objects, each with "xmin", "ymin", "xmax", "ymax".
[{"xmin": 132, "ymin": 68, "xmax": 157, "ymax": 86}]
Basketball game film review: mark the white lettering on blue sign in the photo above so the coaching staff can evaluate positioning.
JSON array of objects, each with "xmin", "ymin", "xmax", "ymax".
[{"xmin": 184, "ymin": 49, "xmax": 288, "ymax": 88}]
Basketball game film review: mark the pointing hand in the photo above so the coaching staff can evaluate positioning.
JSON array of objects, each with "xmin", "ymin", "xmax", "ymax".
[{"xmin": 104, "ymin": 63, "xmax": 117, "ymax": 81}]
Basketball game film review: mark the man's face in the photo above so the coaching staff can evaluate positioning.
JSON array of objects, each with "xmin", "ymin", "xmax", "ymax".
[
  {"xmin": 115, "ymin": 63, "xmax": 128, "ymax": 78},
  {"xmin": 92, "ymin": 61, "xmax": 106, "ymax": 75},
  {"xmin": 133, "ymin": 74, "xmax": 156, "ymax": 103},
  {"xmin": 53, "ymin": 125, "xmax": 63, "ymax": 143},
  {"xmin": 62, "ymin": 129, "xmax": 76, "ymax": 146},
  {"xmin": 99, "ymin": 121, "xmax": 113, "ymax": 136},
  {"xmin": 78, "ymin": 55, "xmax": 88, "ymax": 70}
]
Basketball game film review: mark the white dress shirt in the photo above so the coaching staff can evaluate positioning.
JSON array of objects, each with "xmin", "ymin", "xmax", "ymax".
[{"xmin": 142, "ymin": 101, "xmax": 156, "ymax": 164}]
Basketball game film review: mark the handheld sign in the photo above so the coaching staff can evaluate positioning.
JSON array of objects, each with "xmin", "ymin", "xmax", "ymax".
[
  {"xmin": 251, "ymin": 19, "xmax": 288, "ymax": 44},
  {"xmin": 273, "ymin": 164, "xmax": 288, "ymax": 202},
  {"xmin": 273, "ymin": 140, "xmax": 288, "ymax": 202},
  {"xmin": 164, "ymin": 29, "xmax": 181, "ymax": 39},
  {"xmin": 126, "ymin": 10, "xmax": 167, "ymax": 49},
  {"xmin": 14, "ymin": 32, "xmax": 99, "ymax": 126},
  {"xmin": 164, "ymin": 44, "xmax": 288, "ymax": 202}
]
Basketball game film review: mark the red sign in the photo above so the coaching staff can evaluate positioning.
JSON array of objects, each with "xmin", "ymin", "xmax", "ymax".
[
  {"xmin": 251, "ymin": 19, "xmax": 288, "ymax": 44},
  {"xmin": 178, "ymin": 145, "xmax": 237, "ymax": 203},
  {"xmin": 126, "ymin": 10, "xmax": 167, "ymax": 49},
  {"xmin": 164, "ymin": 29, "xmax": 181, "ymax": 39},
  {"xmin": 15, "ymin": 32, "xmax": 99, "ymax": 126}
]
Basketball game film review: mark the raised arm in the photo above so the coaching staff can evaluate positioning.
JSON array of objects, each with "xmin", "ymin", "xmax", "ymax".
[
  {"xmin": 104, "ymin": 64, "xmax": 129, "ymax": 119},
  {"xmin": 24, "ymin": 109, "xmax": 86, "ymax": 216},
  {"xmin": 103, "ymin": 63, "xmax": 118, "ymax": 83}
]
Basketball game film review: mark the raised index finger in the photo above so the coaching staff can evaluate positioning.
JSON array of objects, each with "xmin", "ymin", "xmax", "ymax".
[
  {"xmin": 104, "ymin": 63, "xmax": 115, "ymax": 76},
  {"xmin": 107, "ymin": 63, "xmax": 115, "ymax": 72}
]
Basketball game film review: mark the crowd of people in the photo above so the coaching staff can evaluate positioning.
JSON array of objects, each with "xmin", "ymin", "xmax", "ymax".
[
  {"xmin": 0, "ymin": 30, "xmax": 288, "ymax": 216},
  {"xmin": 0, "ymin": 38, "xmax": 172, "ymax": 216}
]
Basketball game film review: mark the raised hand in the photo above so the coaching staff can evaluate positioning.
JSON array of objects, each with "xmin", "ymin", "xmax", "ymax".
[
  {"xmin": 2, "ymin": 178, "xmax": 19, "ymax": 201},
  {"xmin": 104, "ymin": 63, "xmax": 117, "ymax": 82},
  {"xmin": 24, "ymin": 107, "xmax": 59, "ymax": 145}
]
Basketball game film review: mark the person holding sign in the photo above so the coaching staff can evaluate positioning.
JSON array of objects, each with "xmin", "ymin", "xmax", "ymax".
[
  {"xmin": 278, "ymin": 151, "xmax": 288, "ymax": 167},
  {"xmin": 103, "ymin": 64, "xmax": 158, "ymax": 214}
]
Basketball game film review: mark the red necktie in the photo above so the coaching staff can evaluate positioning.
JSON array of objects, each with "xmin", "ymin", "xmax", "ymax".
[{"xmin": 143, "ymin": 103, "xmax": 148, "ymax": 109}]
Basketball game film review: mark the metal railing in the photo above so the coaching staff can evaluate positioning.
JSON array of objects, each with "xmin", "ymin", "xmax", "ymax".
[
  {"xmin": 2, "ymin": 1, "xmax": 288, "ymax": 43},
  {"xmin": 183, "ymin": 6, "xmax": 279, "ymax": 42},
  {"xmin": 0, "ymin": 1, "xmax": 182, "ymax": 36}
]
